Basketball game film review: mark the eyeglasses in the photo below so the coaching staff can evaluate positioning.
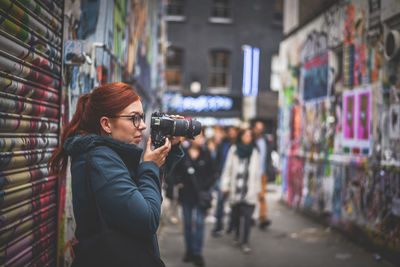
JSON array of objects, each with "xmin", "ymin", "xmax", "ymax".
[{"xmin": 109, "ymin": 113, "xmax": 145, "ymax": 128}]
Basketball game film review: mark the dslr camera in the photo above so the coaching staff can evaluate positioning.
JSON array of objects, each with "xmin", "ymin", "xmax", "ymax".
[{"xmin": 150, "ymin": 112, "xmax": 202, "ymax": 148}]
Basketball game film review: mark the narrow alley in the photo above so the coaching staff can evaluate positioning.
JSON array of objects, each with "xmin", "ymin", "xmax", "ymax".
[{"xmin": 159, "ymin": 184, "xmax": 396, "ymax": 267}]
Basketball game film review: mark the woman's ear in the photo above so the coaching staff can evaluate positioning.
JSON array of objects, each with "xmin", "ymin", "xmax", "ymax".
[{"xmin": 100, "ymin": 116, "xmax": 112, "ymax": 135}]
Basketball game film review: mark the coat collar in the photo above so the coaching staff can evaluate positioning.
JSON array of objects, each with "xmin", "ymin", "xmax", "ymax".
[{"xmin": 64, "ymin": 134, "xmax": 143, "ymax": 171}]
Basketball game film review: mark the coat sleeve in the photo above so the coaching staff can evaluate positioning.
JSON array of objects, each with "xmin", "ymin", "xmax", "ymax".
[
  {"xmin": 165, "ymin": 144, "xmax": 185, "ymax": 178},
  {"xmin": 89, "ymin": 147, "xmax": 162, "ymax": 238},
  {"xmin": 220, "ymin": 146, "xmax": 235, "ymax": 192}
]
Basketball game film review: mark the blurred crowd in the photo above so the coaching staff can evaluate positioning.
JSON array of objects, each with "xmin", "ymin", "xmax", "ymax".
[{"xmin": 161, "ymin": 121, "xmax": 278, "ymax": 267}]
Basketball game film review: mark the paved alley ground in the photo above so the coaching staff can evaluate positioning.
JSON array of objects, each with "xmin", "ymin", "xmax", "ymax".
[{"xmin": 158, "ymin": 184, "xmax": 396, "ymax": 267}]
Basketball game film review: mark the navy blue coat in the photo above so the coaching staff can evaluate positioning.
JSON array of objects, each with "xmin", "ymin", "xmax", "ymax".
[
  {"xmin": 64, "ymin": 134, "xmax": 184, "ymax": 257},
  {"xmin": 175, "ymin": 147, "xmax": 216, "ymax": 206}
]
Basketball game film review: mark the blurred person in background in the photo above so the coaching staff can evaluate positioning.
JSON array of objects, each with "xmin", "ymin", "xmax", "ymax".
[
  {"xmin": 253, "ymin": 120, "xmax": 272, "ymax": 230},
  {"xmin": 211, "ymin": 126, "xmax": 238, "ymax": 237},
  {"xmin": 175, "ymin": 131, "xmax": 216, "ymax": 266},
  {"xmin": 221, "ymin": 128, "xmax": 261, "ymax": 254},
  {"xmin": 206, "ymin": 136, "xmax": 218, "ymax": 162},
  {"xmin": 265, "ymin": 134, "xmax": 277, "ymax": 183},
  {"xmin": 163, "ymin": 137, "xmax": 183, "ymax": 225},
  {"xmin": 206, "ymin": 126, "xmax": 225, "ymax": 184}
]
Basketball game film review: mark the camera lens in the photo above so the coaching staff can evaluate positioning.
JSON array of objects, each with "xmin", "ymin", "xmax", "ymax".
[
  {"xmin": 188, "ymin": 119, "xmax": 201, "ymax": 138},
  {"xmin": 173, "ymin": 118, "xmax": 201, "ymax": 138},
  {"xmin": 173, "ymin": 119, "xmax": 188, "ymax": 136}
]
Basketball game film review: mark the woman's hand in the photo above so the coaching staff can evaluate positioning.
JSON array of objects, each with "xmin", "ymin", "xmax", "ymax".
[
  {"xmin": 143, "ymin": 137, "xmax": 172, "ymax": 167},
  {"xmin": 169, "ymin": 115, "xmax": 185, "ymax": 146},
  {"xmin": 169, "ymin": 114, "xmax": 185, "ymax": 120}
]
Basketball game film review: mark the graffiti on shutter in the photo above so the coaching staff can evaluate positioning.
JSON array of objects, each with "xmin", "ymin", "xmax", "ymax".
[{"xmin": 0, "ymin": 0, "xmax": 63, "ymax": 265}]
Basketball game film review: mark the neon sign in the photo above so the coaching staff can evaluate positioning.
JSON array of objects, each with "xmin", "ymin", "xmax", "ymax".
[
  {"xmin": 242, "ymin": 45, "xmax": 260, "ymax": 96},
  {"xmin": 164, "ymin": 93, "xmax": 234, "ymax": 112}
]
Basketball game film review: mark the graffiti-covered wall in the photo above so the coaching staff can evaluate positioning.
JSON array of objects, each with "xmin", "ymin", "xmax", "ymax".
[
  {"xmin": 277, "ymin": 0, "xmax": 400, "ymax": 259},
  {"xmin": 63, "ymin": 0, "xmax": 166, "ymax": 115},
  {"xmin": 59, "ymin": 0, "xmax": 167, "ymax": 266}
]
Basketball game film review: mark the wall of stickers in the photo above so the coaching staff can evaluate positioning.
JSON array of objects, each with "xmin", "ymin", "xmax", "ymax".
[
  {"xmin": 0, "ymin": 0, "xmax": 64, "ymax": 266},
  {"xmin": 277, "ymin": 0, "xmax": 400, "ymax": 258}
]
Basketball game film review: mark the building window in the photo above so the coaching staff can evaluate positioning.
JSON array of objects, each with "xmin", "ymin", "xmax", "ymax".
[
  {"xmin": 270, "ymin": 54, "xmax": 282, "ymax": 92},
  {"xmin": 166, "ymin": 47, "xmax": 183, "ymax": 89},
  {"xmin": 209, "ymin": 0, "xmax": 232, "ymax": 24},
  {"xmin": 166, "ymin": 0, "xmax": 185, "ymax": 21},
  {"xmin": 209, "ymin": 50, "xmax": 230, "ymax": 91}
]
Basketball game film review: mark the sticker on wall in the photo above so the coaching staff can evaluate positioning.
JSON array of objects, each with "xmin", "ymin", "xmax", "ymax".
[
  {"xmin": 368, "ymin": 0, "xmax": 382, "ymax": 42},
  {"xmin": 354, "ymin": 45, "xmax": 367, "ymax": 86},
  {"xmin": 300, "ymin": 52, "xmax": 329, "ymax": 102},
  {"xmin": 343, "ymin": 45, "xmax": 355, "ymax": 88},
  {"xmin": 304, "ymin": 102, "xmax": 318, "ymax": 150},
  {"xmin": 343, "ymin": 93, "xmax": 356, "ymax": 140},
  {"xmin": 344, "ymin": 4, "xmax": 355, "ymax": 45},
  {"xmin": 290, "ymin": 105, "xmax": 302, "ymax": 152},
  {"xmin": 357, "ymin": 91, "xmax": 371, "ymax": 140},
  {"xmin": 287, "ymin": 157, "xmax": 304, "ymax": 208},
  {"xmin": 389, "ymin": 104, "xmax": 400, "ymax": 139},
  {"xmin": 367, "ymin": 48, "xmax": 381, "ymax": 83},
  {"xmin": 342, "ymin": 87, "xmax": 372, "ymax": 155}
]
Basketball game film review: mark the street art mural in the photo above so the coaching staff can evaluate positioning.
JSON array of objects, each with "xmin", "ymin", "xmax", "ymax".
[
  {"xmin": 290, "ymin": 104, "xmax": 302, "ymax": 152},
  {"xmin": 299, "ymin": 31, "xmax": 329, "ymax": 102},
  {"xmin": 277, "ymin": 0, "xmax": 400, "ymax": 258},
  {"xmin": 301, "ymin": 52, "xmax": 329, "ymax": 101},
  {"xmin": 287, "ymin": 156, "xmax": 304, "ymax": 208}
]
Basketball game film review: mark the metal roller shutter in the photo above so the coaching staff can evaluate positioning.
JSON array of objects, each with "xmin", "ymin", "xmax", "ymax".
[{"xmin": 0, "ymin": 0, "xmax": 63, "ymax": 266}]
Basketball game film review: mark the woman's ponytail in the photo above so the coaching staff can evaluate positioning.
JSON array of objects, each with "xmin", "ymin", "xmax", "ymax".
[{"xmin": 48, "ymin": 94, "xmax": 91, "ymax": 174}]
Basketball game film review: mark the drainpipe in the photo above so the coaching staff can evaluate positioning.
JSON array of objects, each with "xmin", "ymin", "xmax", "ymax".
[{"xmin": 90, "ymin": 42, "xmax": 121, "ymax": 85}]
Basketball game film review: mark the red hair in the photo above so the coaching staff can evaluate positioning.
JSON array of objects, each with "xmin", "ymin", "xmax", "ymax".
[{"xmin": 49, "ymin": 82, "xmax": 140, "ymax": 174}]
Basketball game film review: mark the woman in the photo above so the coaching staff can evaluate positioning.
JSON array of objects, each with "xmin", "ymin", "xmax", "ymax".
[
  {"xmin": 221, "ymin": 128, "xmax": 261, "ymax": 254},
  {"xmin": 49, "ymin": 82, "xmax": 183, "ymax": 266},
  {"xmin": 175, "ymin": 132, "xmax": 216, "ymax": 267}
]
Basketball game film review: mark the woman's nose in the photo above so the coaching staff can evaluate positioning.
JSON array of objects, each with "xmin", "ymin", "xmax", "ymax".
[{"xmin": 140, "ymin": 119, "xmax": 147, "ymax": 130}]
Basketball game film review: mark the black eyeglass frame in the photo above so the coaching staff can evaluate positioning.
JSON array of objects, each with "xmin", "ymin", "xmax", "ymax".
[{"xmin": 109, "ymin": 113, "xmax": 146, "ymax": 129}]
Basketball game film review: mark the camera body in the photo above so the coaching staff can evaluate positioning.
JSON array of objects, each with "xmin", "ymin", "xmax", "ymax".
[{"xmin": 150, "ymin": 112, "xmax": 201, "ymax": 148}]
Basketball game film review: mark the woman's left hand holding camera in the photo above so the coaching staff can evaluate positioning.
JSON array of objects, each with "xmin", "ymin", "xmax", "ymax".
[{"xmin": 143, "ymin": 137, "xmax": 172, "ymax": 167}]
